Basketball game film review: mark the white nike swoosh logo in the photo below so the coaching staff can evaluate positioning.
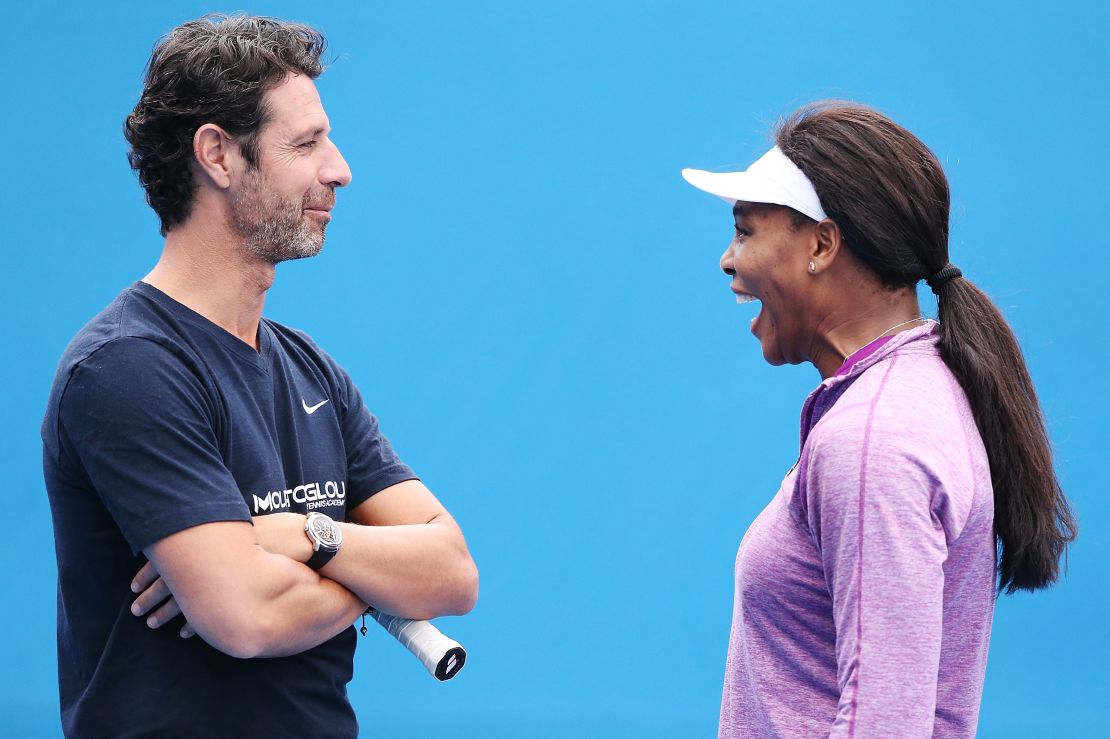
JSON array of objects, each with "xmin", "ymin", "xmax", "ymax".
[{"xmin": 302, "ymin": 398, "xmax": 329, "ymax": 414}]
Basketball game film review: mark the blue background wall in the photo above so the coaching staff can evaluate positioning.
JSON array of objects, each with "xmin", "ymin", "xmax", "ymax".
[{"xmin": 4, "ymin": 1, "xmax": 1107, "ymax": 736}]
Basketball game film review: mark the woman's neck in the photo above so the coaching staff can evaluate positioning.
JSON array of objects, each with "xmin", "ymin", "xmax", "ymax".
[{"xmin": 809, "ymin": 285, "xmax": 923, "ymax": 379}]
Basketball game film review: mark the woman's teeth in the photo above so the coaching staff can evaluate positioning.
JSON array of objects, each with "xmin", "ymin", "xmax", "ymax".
[{"xmin": 735, "ymin": 293, "xmax": 757, "ymax": 304}]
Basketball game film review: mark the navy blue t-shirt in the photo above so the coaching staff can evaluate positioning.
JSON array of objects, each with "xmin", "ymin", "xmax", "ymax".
[{"xmin": 41, "ymin": 282, "xmax": 417, "ymax": 738}]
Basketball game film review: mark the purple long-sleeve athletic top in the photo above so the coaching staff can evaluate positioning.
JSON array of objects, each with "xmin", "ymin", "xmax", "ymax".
[{"xmin": 719, "ymin": 323, "xmax": 996, "ymax": 738}]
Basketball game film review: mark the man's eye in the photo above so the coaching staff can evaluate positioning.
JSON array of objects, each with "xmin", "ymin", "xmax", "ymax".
[{"xmin": 299, "ymin": 140, "xmax": 318, "ymax": 149}]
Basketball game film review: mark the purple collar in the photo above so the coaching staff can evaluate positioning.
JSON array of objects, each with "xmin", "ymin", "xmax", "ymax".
[{"xmin": 834, "ymin": 335, "xmax": 896, "ymax": 377}]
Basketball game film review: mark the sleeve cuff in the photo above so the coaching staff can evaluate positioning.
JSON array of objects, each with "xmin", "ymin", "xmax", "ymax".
[
  {"xmin": 344, "ymin": 465, "xmax": 420, "ymax": 511},
  {"xmin": 126, "ymin": 501, "xmax": 253, "ymax": 556}
]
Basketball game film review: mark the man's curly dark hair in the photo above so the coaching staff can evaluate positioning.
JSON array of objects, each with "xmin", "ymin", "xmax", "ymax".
[{"xmin": 124, "ymin": 15, "xmax": 327, "ymax": 235}]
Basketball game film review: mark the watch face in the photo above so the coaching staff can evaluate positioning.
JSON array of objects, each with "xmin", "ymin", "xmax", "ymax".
[{"xmin": 307, "ymin": 513, "xmax": 342, "ymax": 551}]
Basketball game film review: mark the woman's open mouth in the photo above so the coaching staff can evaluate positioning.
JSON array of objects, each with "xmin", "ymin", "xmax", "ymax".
[
  {"xmin": 731, "ymin": 288, "xmax": 764, "ymax": 336},
  {"xmin": 734, "ymin": 291, "xmax": 757, "ymax": 304}
]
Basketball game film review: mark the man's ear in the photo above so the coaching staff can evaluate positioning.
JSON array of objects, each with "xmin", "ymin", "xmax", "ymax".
[
  {"xmin": 192, "ymin": 124, "xmax": 235, "ymax": 190},
  {"xmin": 810, "ymin": 218, "xmax": 846, "ymax": 272}
]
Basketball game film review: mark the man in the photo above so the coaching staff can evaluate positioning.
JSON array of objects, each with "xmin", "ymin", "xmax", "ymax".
[{"xmin": 41, "ymin": 15, "xmax": 478, "ymax": 737}]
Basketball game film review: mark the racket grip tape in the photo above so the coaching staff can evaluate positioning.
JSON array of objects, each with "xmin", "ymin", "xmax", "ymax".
[{"xmin": 368, "ymin": 609, "xmax": 467, "ymax": 681}]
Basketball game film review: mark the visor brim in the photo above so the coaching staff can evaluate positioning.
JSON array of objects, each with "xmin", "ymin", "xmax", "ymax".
[{"xmin": 681, "ymin": 168, "xmax": 799, "ymax": 212}]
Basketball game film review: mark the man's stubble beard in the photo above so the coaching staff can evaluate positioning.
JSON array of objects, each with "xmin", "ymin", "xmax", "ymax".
[{"xmin": 230, "ymin": 166, "xmax": 328, "ymax": 265}]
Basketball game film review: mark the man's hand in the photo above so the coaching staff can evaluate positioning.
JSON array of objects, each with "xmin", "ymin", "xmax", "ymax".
[
  {"xmin": 131, "ymin": 560, "xmax": 195, "ymax": 638},
  {"xmin": 132, "ymin": 513, "xmax": 311, "ymax": 638}
]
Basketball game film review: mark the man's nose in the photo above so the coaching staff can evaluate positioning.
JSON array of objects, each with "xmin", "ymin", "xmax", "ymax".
[{"xmin": 322, "ymin": 138, "xmax": 353, "ymax": 188}]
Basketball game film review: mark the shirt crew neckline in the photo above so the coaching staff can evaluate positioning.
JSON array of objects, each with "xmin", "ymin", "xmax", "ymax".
[{"xmin": 132, "ymin": 281, "xmax": 273, "ymax": 368}]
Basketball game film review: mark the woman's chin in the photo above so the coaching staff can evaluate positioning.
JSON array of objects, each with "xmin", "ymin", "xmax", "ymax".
[
  {"xmin": 760, "ymin": 347, "xmax": 787, "ymax": 366},
  {"xmin": 751, "ymin": 311, "xmax": 784, "ymax": 365},
  {"xmin": 755, "ymin": 333, "xmax": 786, "ymax": 366}
]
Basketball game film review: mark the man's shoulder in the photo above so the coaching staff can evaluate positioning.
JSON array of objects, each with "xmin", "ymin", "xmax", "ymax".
[
  {"xmin": 42, "ymin": 287, "xmax": 210, "ymax": 460},
  {"xmin": 52, "ymin": 285, "xmax": 201, "ymax": 388},
  {"xmin": 55, "ymin": 287, "xmax": 131, "ymax": 369}
]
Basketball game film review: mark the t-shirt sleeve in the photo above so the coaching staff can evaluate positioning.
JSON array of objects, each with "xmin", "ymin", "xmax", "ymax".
[
  {"xmin": 801, "ymin": 414, "xmax": 957, "ymax": 738},
  {"xmin": 57, "ymin": 337, "xmax": 251, "ymax": 555},
  {"xmin": 333, "ymin": 367, "xmax": 418, "ymax": 509}
]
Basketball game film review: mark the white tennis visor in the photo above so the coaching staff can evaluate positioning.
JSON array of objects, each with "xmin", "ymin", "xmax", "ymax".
[{"xmin": 681, "ymin": 146, "xmax": 828, "ymax": 222}]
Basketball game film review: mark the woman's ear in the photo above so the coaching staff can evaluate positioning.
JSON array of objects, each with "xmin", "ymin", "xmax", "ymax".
[{"xmin": 809, "ymin": 218, "xmax": 845, "ymax": 273}]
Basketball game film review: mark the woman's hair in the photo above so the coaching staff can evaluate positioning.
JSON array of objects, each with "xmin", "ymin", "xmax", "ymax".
[
  {"xmin": 124, "ymin": 14, "xmax": 327, "ymax": 235},
  {"xmin": 776, "ymin": 101, "xmax": 1076, "ymax": 593}
]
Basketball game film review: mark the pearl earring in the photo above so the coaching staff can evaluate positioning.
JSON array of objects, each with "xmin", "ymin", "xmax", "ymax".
[{"xmin": 808, "ymin": 262, "xmax": 816, "ymax": 273}]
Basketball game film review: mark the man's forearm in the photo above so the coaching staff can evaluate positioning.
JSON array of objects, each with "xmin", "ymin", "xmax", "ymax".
[
  {"xmin": 243, "ymin": 553, "xmax": 369, "ymax": 658},
  {"xmin": 144, "ymin": 525, "xmax": 369, "ymax": 660},
  {"xmin": 320, "ymin": 514, "xmax": 478, "ymax": 620},
  {"xmin": 248, "ymin": 490, "xmax": 479, "ymax": 621}
]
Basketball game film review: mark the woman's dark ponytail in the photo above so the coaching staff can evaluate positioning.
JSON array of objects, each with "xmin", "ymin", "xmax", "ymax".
[
  {"xmin": 777, "ymin": 101, "xmax": 1076, "ymax": 593},
  {"xmin": 933, "ymin": 274, "xmax": 1076, "ymax": 592}
]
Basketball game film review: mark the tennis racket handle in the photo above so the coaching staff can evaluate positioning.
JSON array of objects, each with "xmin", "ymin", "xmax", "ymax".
[{"xmin": 368, "ymin": 609, "xmax": 467, "ymax": 681}]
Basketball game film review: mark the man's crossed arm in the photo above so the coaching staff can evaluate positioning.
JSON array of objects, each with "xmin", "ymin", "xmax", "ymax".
[{"xmin": 130, "ymin": 479, "xmax": 478, "ymax": 659}]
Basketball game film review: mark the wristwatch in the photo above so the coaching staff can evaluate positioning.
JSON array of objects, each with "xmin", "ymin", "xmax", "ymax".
[{"xmin": 304, "ymin": 512, "xmax": 343, "ymax": 570}]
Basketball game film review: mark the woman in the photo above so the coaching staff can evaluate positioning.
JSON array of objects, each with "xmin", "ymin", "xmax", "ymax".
[{"xmin": 681, "ymin": 102, "xmax": 1076, "ymax": 737}]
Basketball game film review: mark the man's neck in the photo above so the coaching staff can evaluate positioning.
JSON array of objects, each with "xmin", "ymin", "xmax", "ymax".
[{"xmin": 144, "ymin": 220, "xmax": 275, "ymax": 350}]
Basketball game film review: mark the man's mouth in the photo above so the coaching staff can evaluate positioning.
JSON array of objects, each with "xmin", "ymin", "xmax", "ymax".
[
  {"xmin": 303, "ymin": 203, "xmax": 334, "ymax": 224},
  {"xmin": 303, "ymin": 190, "xmax": 336, "ymax": 213}
]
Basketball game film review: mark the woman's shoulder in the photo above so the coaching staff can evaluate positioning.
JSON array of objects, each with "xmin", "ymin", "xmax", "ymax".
[
  {"xmin": 808, "ymin": 352, "xmax": 985, "ymax": 473},
  {"xmin": 824, "ymin": 350, "xmax": 971, "ymax": 441},
  {"xmin": 802, "ymin": 351, "xmax": 989, "ymax": 507}
]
